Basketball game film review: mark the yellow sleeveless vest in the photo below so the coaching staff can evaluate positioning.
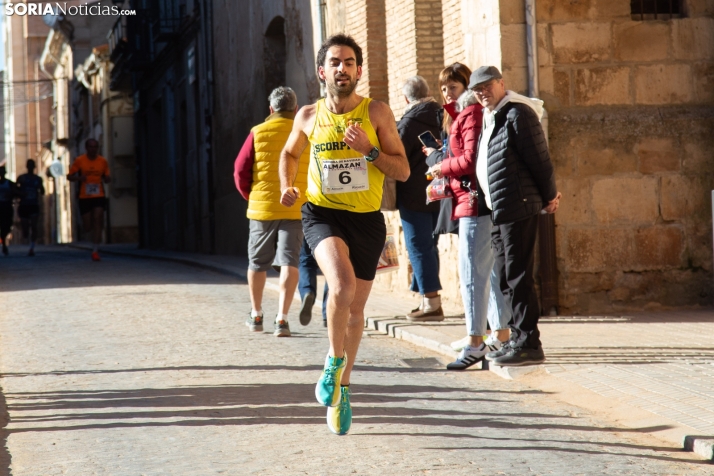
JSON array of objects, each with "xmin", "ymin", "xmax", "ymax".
[
  {"xmin": 306, "ymin": 98, "xmax": 384, "ymax": 212},
  {"xmin": 248, "ymin": 112, "xmax": 309, "ymax": 220}
]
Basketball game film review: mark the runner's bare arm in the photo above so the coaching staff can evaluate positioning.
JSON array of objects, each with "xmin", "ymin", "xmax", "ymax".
[
  {"xmin": 343, "ymin": 100, "xmax": 409, "ymax": 182},
  {"xmin": 279, "ymin": 105, "xmax": 316, "ymax": 207}
]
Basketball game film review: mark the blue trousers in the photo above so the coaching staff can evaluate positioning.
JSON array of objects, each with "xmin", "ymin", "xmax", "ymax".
[
  {"xmin": 298, "ymin": 238, "xmax": 328, "ymax": 321},
  {"xmin": 398, "ymin": 206, "xmax": 442, "ymax": 295}
]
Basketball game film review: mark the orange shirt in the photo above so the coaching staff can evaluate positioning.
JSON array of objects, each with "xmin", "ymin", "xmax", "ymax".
[{"xmin": 69, "ymin": 155, "xmax": 110, "ymax": 199}]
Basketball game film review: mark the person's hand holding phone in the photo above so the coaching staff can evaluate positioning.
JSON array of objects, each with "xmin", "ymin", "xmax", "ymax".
[{"xmin": 419, "ymin": 131, "xmax": 442, "ymax": 157}]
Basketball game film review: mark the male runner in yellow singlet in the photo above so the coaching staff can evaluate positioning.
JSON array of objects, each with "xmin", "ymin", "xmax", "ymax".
[{"xmin": 279, "ymin": 34, "xmax": 409, "ymax": 435}]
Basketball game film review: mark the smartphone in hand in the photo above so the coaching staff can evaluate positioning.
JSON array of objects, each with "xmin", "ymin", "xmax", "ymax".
[{"xmin": 418, "ymin": 131, "xmax": 441, "ymax": 149}]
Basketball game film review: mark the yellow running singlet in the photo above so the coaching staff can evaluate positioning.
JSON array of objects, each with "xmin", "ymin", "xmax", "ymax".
[{"xmin": 306, "ymin": 98, "xmax": 384, "ymax": 212}]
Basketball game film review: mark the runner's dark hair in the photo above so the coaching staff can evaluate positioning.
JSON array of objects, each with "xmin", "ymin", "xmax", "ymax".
[
  {"xmin": 85, "ymin": 138, "xmax": 99, "ymax": 148},
  {"xmin": 316, "ymin": 34, "xmax": 363, "ymax": 83}
]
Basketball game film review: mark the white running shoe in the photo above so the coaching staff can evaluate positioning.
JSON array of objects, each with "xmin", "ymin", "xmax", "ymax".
[
  {"xmin": 484, "ymin": 333, "xmax": 503, "ymax": 348},
  {"xmin": 450, "ymin": 335, "xmax": 471, "ymax": 351}
]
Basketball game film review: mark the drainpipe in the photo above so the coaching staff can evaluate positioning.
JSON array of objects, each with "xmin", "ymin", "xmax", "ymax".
[
  {"xmin": 316, "ymin": 0, "xmax": 326, "ymax": 96},
  {"xmin": 525, "ymin": 0, "xmax": 546, "ymax": 135},
  {"xmin": 525, "ymin": 0, "xmax": 559, "ymax": 316},
  {"xmin": 315, "ymin": 0, "xmax": 325, "ymax": 45},
  {"xmin": 40, "ymin": 44, "xmax": 63, "ymax": 244}
]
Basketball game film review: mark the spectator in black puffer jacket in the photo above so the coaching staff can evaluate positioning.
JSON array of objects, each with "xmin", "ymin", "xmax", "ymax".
[
  {"xmin": 470, "ymin": 66, "xmax": 562, "ymax": 367},
  {"xmin": 396, "ymin": 76, "xmax": 444, "ymax": 321}
]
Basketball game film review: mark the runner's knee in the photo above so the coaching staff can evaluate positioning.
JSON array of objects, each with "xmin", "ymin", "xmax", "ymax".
[{"xmin": 328, "ymin": 279, "xmax": 356, "ymax": 308}]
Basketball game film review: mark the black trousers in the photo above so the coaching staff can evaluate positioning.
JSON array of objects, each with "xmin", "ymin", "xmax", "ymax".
[{"xmin": 491, "ymin": 214, "xmax": 541, "ymax": 349}]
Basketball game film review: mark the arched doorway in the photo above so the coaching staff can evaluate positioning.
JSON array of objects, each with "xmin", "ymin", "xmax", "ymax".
[{"xmin": 263, "ymin": 17, "xmax": 287, "ymax": 98}]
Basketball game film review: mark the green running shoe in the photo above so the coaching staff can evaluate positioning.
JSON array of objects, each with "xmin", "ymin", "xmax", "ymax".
[
  {"xmin": 315, "ymin": 354, "xmax": 347, "ymax": 407},
  {"xmin": 327, "ymin": 386, "xmax": 352, "ymax": 435}
]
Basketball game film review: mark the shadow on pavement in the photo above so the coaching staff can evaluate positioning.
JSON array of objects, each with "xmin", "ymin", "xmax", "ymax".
[
  {"xmin": 6, "ymin": 382, "xmax": 513, "ymax": 414},
  {"xmin": 0, "ymin": 247, "xmax": 239, "ymax": 293},
  {"xmin": 5, "ymin": 382, "xmax": 661, "ymax": 434},
  {"xmin": 421, "ymin": 445, "xmax": 707, "ymax": 466},
  {"xmin": 0, "ymin": 384, "xmax": 10, "ymax": 476},
  {"xmin": 0, "ymin": 363, "xmax": 557, "ymax": 380}
]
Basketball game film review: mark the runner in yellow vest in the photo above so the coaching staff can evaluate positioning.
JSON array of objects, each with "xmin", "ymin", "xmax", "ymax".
[{"xmin": 279, "ymin": 34, "xmax": 409, "ymax": 435}]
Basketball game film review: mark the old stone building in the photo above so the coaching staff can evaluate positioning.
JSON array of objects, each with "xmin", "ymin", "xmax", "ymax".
[
  {"xmin": 2, "ymin": 10, "xmax": 54, "ymax": 242},
  {"xmin": 40, "ymin": 5, "xmax": 133, "ymax": 245},
  {"xmin": 211, "ymin": 0, "xmax": 320, "ymax": 255},
  {"xmin": 319, "ymin": 0, "xmax": 714, "ymax": 313},
  {"xmin": 110, "ymin": 0, "xmax": 215, "ymax": 252},
  {"xmin": 108, "ymin": 0, "xmax": 319, "ymax": 255}
]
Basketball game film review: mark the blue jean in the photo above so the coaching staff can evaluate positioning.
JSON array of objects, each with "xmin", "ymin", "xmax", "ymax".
[
  {"xmin": 399, "ymin": 206, "xmax": 442, "ymax": 294},
  {"xmin": 458, "ymin": 215, "xmax": 511, "ymax": 336},
  {"xmin": 298, "ymin": 238, "xmax": 328, "ymax": 321}
]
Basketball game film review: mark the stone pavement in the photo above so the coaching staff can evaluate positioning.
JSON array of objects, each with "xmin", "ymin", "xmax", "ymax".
[
  {"xmin": 3, "ymin": 246, "xmax": 712, "ymax": 474},
  {"xmin": 69, "ymin": 243, "xmax": 714, "ymax": 463}
]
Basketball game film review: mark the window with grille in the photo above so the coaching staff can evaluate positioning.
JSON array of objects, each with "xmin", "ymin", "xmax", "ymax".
[{"xmin": 631, "ymin": 0, "xmax": 681, "ymax": 20}]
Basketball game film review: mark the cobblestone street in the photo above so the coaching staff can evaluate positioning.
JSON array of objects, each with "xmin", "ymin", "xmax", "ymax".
[{"xmin": 0, "ymin": 247, "xmax": 710, "ymax": 475}]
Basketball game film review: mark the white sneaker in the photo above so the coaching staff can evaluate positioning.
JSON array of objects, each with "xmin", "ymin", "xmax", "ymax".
[
  {"xmin": 450, "ymin": 335, "xmax": 471, "ymax": 351},
  {"xmin": 446, "ymin": 344, "xmax": 491, "ymax": 370},
  {"xmin": 484, "ymin": 333, "xmax": 503, "ymax": 348}
]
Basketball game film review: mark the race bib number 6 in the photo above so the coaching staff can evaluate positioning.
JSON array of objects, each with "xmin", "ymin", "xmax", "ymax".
[
  {"xmin": 85, "ymin": 183, "xmax": 101, "ymax": 196},
  {"xmin": 321, "ymin": 157, "xmax": 369, "ymax": 194}
]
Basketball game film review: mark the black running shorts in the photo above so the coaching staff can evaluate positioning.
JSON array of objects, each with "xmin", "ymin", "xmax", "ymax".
[
  {"xmin": 302, "ymin": 202, "xmax": 386, "ymax": 281},
  {"xmin": 79, "ymin": 197, "xmax": 107, "ymax": 215}
]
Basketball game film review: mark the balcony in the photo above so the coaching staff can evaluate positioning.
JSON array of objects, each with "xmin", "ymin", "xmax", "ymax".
[
  {"xmin": 149, "ymin": 0, "xmax": 187, "ymax": 42},
  {"xmin": 151, "ymin": 16, "xmax": 182, "ymax": 42},
  {"xmin": 108, "ymin": 15, "xmax": 128, "ymax": 63}
]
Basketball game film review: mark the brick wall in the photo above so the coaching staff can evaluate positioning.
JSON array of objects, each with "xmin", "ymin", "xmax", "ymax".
[
  {"xmin": 344, "ymin": 0, "xmax": 389, "ymax": 102},
  {"xmin": 385, "ymin": 0, "xmax": 417, "ymax": 118},
  {"xmin": 442, "ymin": 0, "xmax": 464, "ymax": 65},
  {"xmin": 385, "ymin": 0, "xmax": 444, "ymax": 118}
]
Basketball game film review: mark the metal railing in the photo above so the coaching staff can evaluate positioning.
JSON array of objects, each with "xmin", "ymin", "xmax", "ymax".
[{"xmin": 107, "ymin": 16, "xmax": 127, "ymax": 59}]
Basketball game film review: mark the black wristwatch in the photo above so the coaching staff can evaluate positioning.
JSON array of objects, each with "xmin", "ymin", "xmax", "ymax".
[{"xmin": 365, "ymin": 146, "xmax": 380, "ymax": 162}]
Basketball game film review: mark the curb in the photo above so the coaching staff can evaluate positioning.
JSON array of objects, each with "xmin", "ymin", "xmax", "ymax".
[
  {"xmin": 684, "ymin": 436, "xmax": 714, "ymax": 462},
  {"xmin": 363, "ymin": 315, "xmax": 543, "ymax": 378},
  {"xmin": 66, "ymin": 243, "xmax": 713, "ymax": 462}
]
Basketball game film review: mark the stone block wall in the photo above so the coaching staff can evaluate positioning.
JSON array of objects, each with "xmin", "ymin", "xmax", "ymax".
[
  {"xmin": 532, "ymin": 1, "xmax": 714, "ymax": 312},
  {"xmin": 530, "ymin": 0, "xmax": 714, "ymax": 108},
  {"xmin": 550, "ymin": 106, "xmax": 714, "ymax": 312}
]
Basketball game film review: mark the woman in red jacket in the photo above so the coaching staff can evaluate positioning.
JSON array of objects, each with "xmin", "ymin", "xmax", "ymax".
[{"xmin": 427, "ymin": 65, "xmax": 511, "ymax": 370}]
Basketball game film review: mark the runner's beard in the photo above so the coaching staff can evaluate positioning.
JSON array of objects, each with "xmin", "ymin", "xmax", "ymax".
[{"xmin": 327, "ymin": 75, "xmax": 358, "ymax": 98}]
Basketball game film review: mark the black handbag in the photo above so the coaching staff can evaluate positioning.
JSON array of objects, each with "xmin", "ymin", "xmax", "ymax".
[{"xmin": 433, "ymin": 196, "xmax": 459, "ymax": 236}]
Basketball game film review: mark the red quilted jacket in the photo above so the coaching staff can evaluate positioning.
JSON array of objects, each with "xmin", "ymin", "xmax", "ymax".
[{"xmin": 441, "ymin": 102, "xmax": 483, "ymax": 219}]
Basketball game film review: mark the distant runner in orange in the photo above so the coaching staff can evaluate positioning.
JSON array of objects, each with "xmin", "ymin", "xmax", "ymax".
[{"xmin": 68, "ymin": 138, "xmax": 111, "ymax": 261}]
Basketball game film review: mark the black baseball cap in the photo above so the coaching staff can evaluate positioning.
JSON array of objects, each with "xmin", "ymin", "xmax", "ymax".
[{"xmin": 468, "ymin": 66, "xmax": 503, "ymax": 89}]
